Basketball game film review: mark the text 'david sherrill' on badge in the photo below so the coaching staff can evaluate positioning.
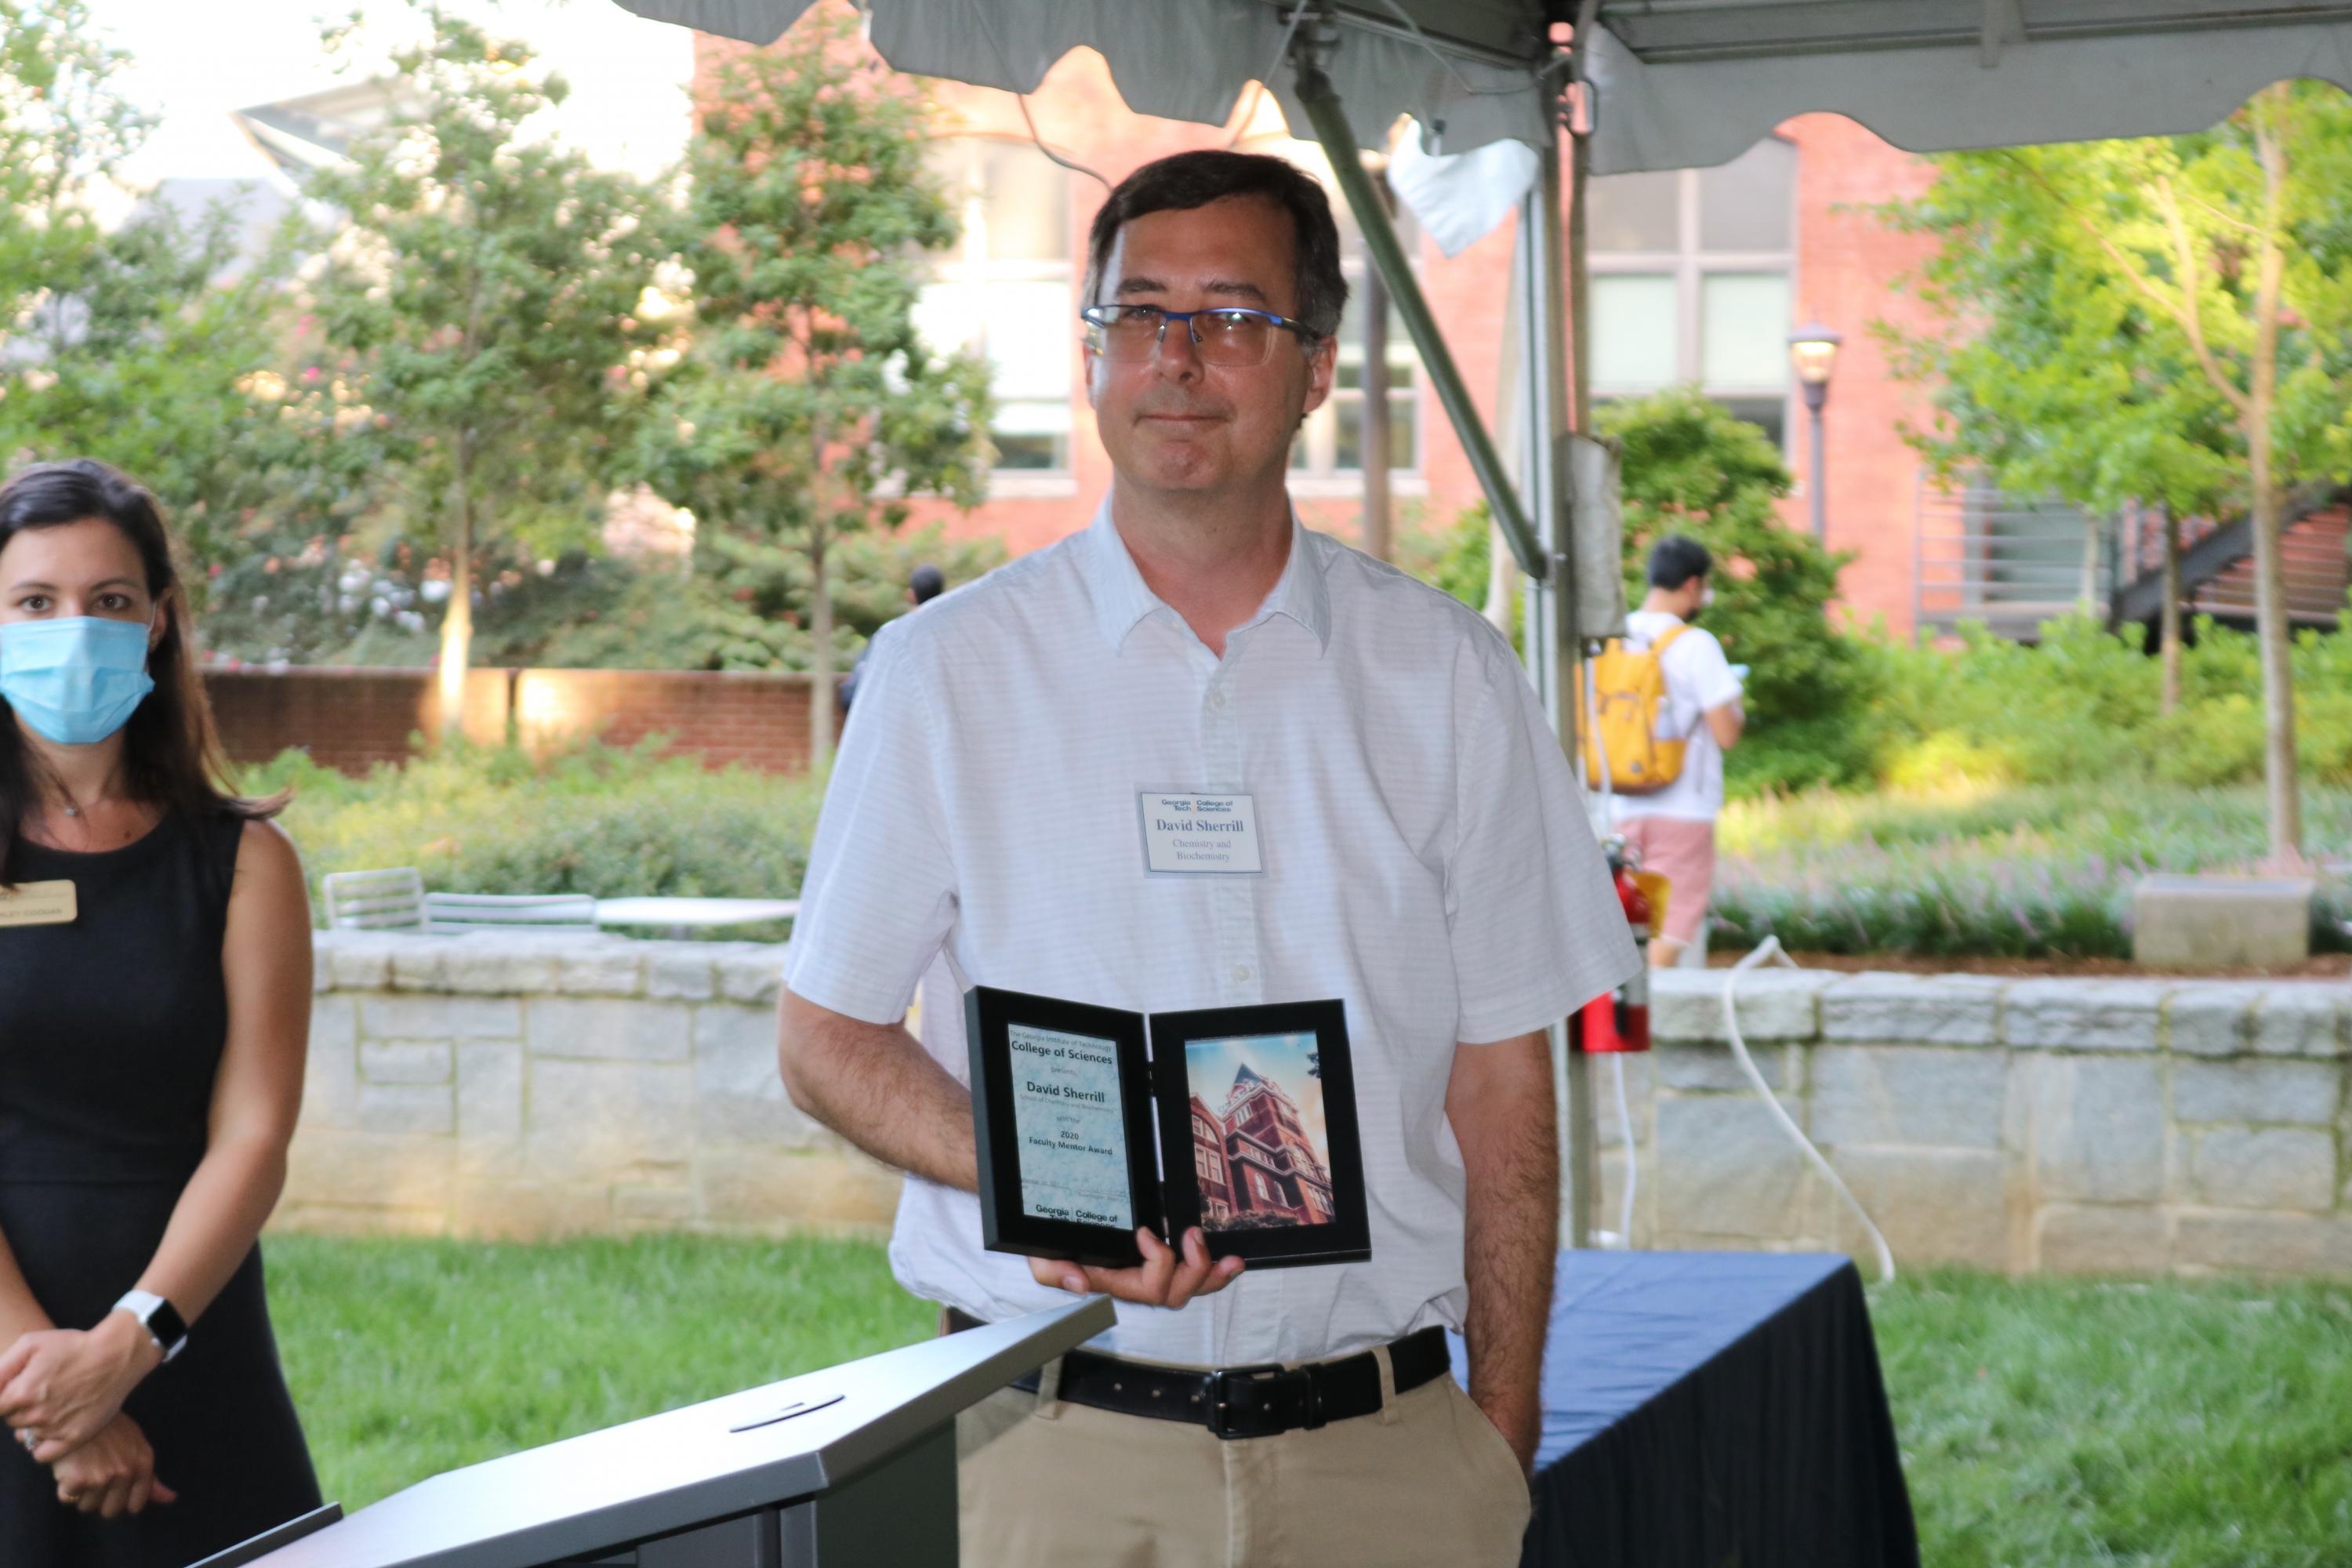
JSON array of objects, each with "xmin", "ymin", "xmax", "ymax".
[{"xmin": 1138, "ymin": 791, "xmax": 1262, "ymax": 875}]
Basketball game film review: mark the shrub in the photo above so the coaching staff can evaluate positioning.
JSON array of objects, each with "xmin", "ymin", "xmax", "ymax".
[
  {"xmin": 1713, "ymin": 782, "xmax": 2352, "ymax": 958},
  {"xmin": 1597, "ymin": 388, "xmax": 1881, "ymax": 795},
  {"xmin": 1395, "ymin": 499, "xmax": 1497, "ymax": 614},
  {"xmin": 1862, "ymin": 607, "xmax": 2352, "ymax": 791},
  {"xmin": 249, "ymin": 739, "xmax": 822, "ymax": 938}
]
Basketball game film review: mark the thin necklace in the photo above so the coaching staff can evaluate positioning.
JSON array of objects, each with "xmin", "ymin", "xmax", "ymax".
[{"xmin": 56, "ymin": 787, "xmax": 107, "ymax": 819}]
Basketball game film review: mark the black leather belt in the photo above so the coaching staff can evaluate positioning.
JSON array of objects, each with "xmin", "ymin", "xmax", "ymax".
[{"xmin": 945, "ymin": 1308, "xmax": 1450, "ymax": 1440}]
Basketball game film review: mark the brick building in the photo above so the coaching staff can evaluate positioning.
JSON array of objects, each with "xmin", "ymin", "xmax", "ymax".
[
  {"xmin": 1189, "ymin": 1065, "xmax": 1337, "ymax": 1229},
  {"xmin": 693, "ymin": 29, "xmax": 2349, "ymax": 643},
  {"xmin": 695, "ymin": 32, "xmax": 1956, "ymax": 634}
]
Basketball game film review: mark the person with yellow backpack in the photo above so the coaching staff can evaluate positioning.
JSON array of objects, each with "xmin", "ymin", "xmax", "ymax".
[{"xmin": 1580, "ymin": 538, "xmax": 1744, "ymax": 967}]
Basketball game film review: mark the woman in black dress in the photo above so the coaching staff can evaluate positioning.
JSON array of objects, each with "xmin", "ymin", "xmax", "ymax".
[{"xmin": 0, "ymin": 459, "xmax": 321, "ymax": 1565}]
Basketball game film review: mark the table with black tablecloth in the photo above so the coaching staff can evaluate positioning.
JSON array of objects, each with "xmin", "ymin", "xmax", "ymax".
[{"xmin": 1451, "ymin": 1250, "xmax": 1918, "ymax": 1568}]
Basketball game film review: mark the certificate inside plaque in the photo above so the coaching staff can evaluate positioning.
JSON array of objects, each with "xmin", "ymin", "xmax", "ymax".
[{"xmin": 967, "ymin": 987, "xmax": 1160, "ymax": 1269}]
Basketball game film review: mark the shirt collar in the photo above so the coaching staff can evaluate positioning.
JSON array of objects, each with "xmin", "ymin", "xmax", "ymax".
[{"xmin": 1081, "ymin": 497, "xmax": 1333, "ymax": 655}]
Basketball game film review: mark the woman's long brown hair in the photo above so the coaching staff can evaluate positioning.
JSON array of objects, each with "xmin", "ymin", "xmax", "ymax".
[{"xmin": 0, "ymin": 459, "xmax": 285, "ymax": 867}]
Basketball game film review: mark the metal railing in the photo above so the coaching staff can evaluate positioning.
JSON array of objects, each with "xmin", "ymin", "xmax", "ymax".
[
  {"xmin": 1912, "ymin": 474, "xmax": 2115, "ymax": 638},
  {"xmin": 1917, "ymin": 477, "xmax": 2350, "ymax": 639}
]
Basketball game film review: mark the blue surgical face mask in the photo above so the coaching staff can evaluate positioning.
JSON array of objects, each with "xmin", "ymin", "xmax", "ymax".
[{"xmin": 0, "ymin": 616, "xmax": 158, "ymax": 746}]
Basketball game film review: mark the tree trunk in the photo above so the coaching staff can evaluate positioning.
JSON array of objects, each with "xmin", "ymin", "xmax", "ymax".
[
  {"xmin": 2078, "ymin": 515, "xmax": 2103, "ymax": 619},
  {"xmin": 2248, "ymin": 469, "xmax": 2301, "ymax": 861},
  {"xmin": 2247, "ymin": 89, "xmax": 2303, "ymax": 865},
  {"xmin": 2159, "ymin": 508, "xmax": 2183, "ymax": 717},
  {"xmin": 438, "ymin": 445, "xmax": 475, "ymax": 743},
  {"xmin": 808, "ymin": 525, "xmax": 834, "ymax": 771}
]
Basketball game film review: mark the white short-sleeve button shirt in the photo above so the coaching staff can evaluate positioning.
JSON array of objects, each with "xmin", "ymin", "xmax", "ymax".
[{"xmin": 784, "ymin": 501, "xmax": 1639, "ymax": 1367}]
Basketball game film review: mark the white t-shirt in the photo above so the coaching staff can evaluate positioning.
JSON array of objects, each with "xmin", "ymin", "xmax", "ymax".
[
  {"xmin": 783, "ymin": 501, "xmax": 1639, "ymax": 1367},
  {"xmin": 1605, "ymin": 610, "xmax": 1744, "ymax": 826}
]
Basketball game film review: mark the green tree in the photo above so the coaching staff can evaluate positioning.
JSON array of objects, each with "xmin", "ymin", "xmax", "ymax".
[
  {"xmin": 637, "ymin": 7, "xmax": 991, "ymax": 768},
  {"xmin": 303, "ymin": 7, "xmax": 673, "ymax": 735},
  {"xmin": 0, "ymin": 0, "xmax": 293, "ymax": 567},
  {"xmin": 1597, "ymin": 387, "xmax": 1874, "ymax": 795},
  {"xmin": 1875, "ymin": 85, "xmax": 2352, "ymax": 861}
]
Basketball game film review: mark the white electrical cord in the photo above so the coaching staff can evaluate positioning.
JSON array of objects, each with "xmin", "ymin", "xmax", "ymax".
[
  {"xmin": 1722, "ymin": 937, "xmax": 1896, "ymax": 1283},
  {"xmin": 1610, "ymin": 1052, "xmax": 1636, "ymax": 1249}
]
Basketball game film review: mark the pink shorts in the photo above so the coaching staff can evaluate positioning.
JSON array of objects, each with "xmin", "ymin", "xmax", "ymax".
[{"xmin": 1619, "ymin": 816, "xmax": 1716, "ymax": 946}]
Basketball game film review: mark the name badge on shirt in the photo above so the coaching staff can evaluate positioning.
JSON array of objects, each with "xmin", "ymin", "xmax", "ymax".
[
  {"xmin": 1138, "ymin": 791, "xmax": 1264, "ymax": 875},
  {"xmin": 0, "ymin": 880, "xmax": 76, "ymax": 927}
]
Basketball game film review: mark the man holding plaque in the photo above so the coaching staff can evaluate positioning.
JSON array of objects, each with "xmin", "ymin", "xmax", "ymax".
[{"xmin": 778, "ymin": 150, "xmax": 1637, "ymax": 1566}]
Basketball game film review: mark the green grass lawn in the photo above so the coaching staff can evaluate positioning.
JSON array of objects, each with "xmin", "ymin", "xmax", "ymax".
[
  {"xmin": 263, "ymin": 1232, "xmax": 933, "ymax": 1508},
  {"xmin": 1871, "ymin": 1270, "xmax": 2352, "ymax": 1567},
  {"xmin": 263, "ymin": 1236, "xmax": 2352, "ymax": 1566}
]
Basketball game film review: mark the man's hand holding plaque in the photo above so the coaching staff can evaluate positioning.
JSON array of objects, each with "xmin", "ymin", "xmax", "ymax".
[{"xmin": 1029, "ymin": 1224, "xmax": 1246, "ymax": 1307}]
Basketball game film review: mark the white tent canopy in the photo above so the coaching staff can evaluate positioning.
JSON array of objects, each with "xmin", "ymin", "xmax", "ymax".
[
  {"xmin": 618, "ymin": 0, "xmax": 2352, "ymax": 172},
  {"xmin": 1586, "ymin": 1, "xmax": 2352, "ymax": 173}
]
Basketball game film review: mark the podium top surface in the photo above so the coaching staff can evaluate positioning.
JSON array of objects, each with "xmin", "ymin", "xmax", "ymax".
[{"xmin": 220, "ymin": 1296, "xmax": 1112, "ymax": 1568}]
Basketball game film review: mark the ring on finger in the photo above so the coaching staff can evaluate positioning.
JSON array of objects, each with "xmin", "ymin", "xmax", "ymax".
[{"xmin": 16, "ymin": 1428, "xmax": 35, "ymax": 1454}]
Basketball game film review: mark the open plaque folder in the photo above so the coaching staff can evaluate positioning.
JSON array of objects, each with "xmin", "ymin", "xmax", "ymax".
[{"xmin": 965, "ymin": 988, "xmax": 1372, "ymax": 1272}]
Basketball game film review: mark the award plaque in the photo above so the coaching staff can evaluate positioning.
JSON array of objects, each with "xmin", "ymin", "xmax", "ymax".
[
  {"xmin": 966, "ymin": 988, "xmax": 1163, "ymax": 1269},
  {"xmin": 966, "ymin": 989, "xmax": 1370, "ymax": 1272}
]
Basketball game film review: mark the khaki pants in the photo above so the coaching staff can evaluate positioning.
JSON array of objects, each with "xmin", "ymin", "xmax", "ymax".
[{"xmin": 956, "ymin": 1351, "xmax": 1533, "ymax": 1567}]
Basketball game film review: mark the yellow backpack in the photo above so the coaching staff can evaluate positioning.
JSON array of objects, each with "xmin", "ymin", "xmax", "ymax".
[{"xmin": 1578, "ymin": 625, "xmax": 1692, "ymax": 794}]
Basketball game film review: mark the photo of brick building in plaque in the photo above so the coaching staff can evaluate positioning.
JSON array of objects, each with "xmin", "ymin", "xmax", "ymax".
[{"xmin": 1188, "ymin": 1055, "xmax": 1337, "ymax": 1232}]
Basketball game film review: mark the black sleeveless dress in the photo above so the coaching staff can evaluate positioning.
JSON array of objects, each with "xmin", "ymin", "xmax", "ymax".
[{"xmin": 0, "ymin": 808, "xmax": 321, "ymax": 1567}]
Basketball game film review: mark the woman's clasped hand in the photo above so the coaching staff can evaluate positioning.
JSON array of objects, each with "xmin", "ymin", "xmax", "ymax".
[
  {"xmin": 0, "ymin": 1314, "xmax": 167, "ymax": 1473},
  {"xmin": 41, "ymin": 1413, "xmax": 176, "ymax": 1518}
]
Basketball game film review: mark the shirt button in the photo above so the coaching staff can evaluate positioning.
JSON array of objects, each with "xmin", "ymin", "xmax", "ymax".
[
  {"xmin": 1209, "ymin": 690, "xmax": 1227, "ymax": 710},
  {"xmin": 1232, "ymin": 965, "xmax": 1251, "ymax": 983}
]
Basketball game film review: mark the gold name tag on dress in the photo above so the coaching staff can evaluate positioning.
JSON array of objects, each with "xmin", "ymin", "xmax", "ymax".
[{"xmin": 0, "ymin": 880, "xmax": 77, "ymax": 927}]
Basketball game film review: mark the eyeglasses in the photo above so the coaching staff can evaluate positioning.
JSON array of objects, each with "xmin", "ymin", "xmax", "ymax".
[{"xmin": 1080, "ymin": 304, "xmax": 1320, "ymax": 367}]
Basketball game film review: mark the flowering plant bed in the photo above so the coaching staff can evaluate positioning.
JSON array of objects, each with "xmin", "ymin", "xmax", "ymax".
[{"xmin": 1711, "ymin": 783, "xmax": 2352, "ymax": 960}]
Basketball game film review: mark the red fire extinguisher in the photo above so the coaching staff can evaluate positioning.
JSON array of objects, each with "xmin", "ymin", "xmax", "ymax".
[{"xmin": 1580, "ymin": 839, "xmax": 1653, "ymax": 1054}]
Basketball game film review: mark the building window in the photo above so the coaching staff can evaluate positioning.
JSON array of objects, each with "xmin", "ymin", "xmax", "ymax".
[
  {"xmin": 916, "ymin": 138, "xmax": 1073, "ymax": 472},
  {"xmin": 1237, "ymin": 136, "xmax": 1423, "ymax": 481},
  {"xmin": 1586, "ymin": 136, "xmax": 1795, "ymax": 448},
  {"xmin": 1291, "ymin": 273, "xmax": 1419, "ymax": 479}
]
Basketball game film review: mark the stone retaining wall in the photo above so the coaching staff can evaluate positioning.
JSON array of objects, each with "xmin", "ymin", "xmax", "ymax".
[
  {"xmin": 1608, "ymin": 969, "xmax": 2352, "ymax": 1276},
  {"xmin": 281, "ymin": 935, "xmax": 2352, "ymax": 1276},
  {"xmin": 284, "ymin": 931, "xmax": 898, "ymax": 1239}
]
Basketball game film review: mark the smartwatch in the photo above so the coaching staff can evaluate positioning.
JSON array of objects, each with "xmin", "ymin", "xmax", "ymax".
[{"xmin": 113, "ymin": 1290, "xmax": 188, "ymax": 1364}]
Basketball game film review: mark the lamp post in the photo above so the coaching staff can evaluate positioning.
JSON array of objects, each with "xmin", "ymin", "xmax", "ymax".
[{"xmin": 1788, "ymin": 321, "xmax": 1843, "ymax": 541}]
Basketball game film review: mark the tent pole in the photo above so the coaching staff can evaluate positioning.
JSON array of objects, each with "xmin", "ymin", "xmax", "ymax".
[
  {"xmin": 1290, "ymin": 63, "xmax": 1546, "ymax": 585},
  {"xmin": 1523, "ymin": 101, "xmax": 1597, "ymax": 1252}
]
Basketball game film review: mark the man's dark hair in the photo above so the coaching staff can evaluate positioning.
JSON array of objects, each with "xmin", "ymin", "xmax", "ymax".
[
  {"xmin": 909, "ymin": 563, "xmax": 946, "ymax": 604},
  {"xmin": 1083, "ymin": 151, "xmax": 1349, "ymax": 339},
  {"xmin": 1648, "ymin": 536, "xmax": 1713, "ymax": 591}
]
